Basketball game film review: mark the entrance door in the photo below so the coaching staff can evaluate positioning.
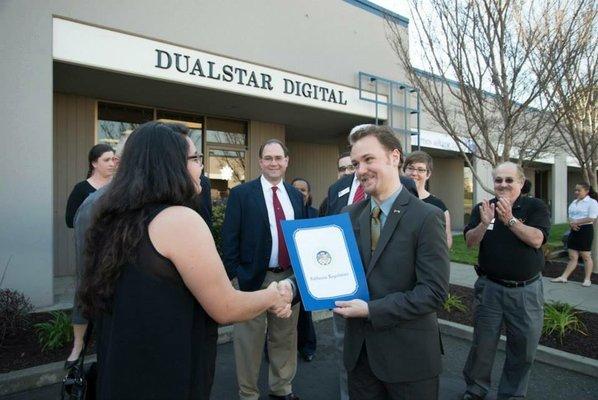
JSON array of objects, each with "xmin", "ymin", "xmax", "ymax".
[{"xmin": 205, "ymin": 146, "xmax": 246, "ymax": 200}]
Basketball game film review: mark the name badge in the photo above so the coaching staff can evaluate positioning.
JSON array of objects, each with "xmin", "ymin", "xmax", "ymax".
[
  {"xmin": 338, "ymin": 187, "xmax": 350, "ymax": 197},
  {"xmin": 487, "ymin": 218, "xmax": 495, "ymax": 231}
]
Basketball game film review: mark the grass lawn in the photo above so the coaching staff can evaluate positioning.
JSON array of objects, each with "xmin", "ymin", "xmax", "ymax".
[{"xmin": 450, "ymin": 223, "xmax": 569, "ymax": 265}]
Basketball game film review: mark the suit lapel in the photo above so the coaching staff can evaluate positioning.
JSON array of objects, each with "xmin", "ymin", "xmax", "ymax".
[
  {"xmin": 250, "ymin": 179, "xmax": 270, "ymax": 229},
  {"xmin": 284, "ymin": 182, "xmax": 304, "ymax": 219},
  {"xmin": 367, "ymin": 189, "xmax": 410, "ymax": 276}
]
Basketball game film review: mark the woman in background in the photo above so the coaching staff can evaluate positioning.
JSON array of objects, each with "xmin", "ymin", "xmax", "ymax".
[
  {"xmin": 65, "ymin": 144, "xmax": 115, "ymax": 228},
  {"xmin": 292, "ymin": 177, "xmax": 318, "ymax": 361},
  {"xmin": 551, "ymin": 182, "xmax": 598, "ymax": 287},
  {"xmin": 404, "ymin": 151, "xmax": 453, "ymax": 248},
  {"xmin": 78, "ymin": 122, "xmax": 291, "ymax": 399},
  {"xmin": 65, "ymin": 143, "xmax": 114, "ymax": 367}
]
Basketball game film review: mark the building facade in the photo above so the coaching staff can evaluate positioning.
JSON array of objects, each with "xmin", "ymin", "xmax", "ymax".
[{"xmin": 0, "ymin": 0, "xmax": 584, "ymax": 307}]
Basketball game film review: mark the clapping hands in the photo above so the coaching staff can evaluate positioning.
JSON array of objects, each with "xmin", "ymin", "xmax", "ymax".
[
  {"xmin": 267, "ymin": 280, "xmax": 294, "ymax": 318},
  {"xmin": 495, "ymin": 197, "xmax": 514, "ymax": 225},
  {"xmin": 480, "ymin": 199, "xmax": 495, "ymax": 226}
]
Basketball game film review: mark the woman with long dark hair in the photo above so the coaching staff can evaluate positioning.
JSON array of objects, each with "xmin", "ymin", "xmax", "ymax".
[
  {"xmin": 78, "ymin": 122, "xmax": 290, "ymax": 399},
  {"xmin": 551, "ymin": 182, "xmax": 598, "ymax": 287},
  {"xmin": 64, "ymin": 143, "xmax": 114, "ymax": 366}
]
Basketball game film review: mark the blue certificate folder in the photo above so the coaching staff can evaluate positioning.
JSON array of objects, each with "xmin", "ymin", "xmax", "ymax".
[{"xmin": 281, "ymin": 213, "xmax": 369, "ymax": 311}]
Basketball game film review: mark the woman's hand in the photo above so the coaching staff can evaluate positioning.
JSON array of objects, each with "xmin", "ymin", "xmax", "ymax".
[{"xmin": 267, "ymin": 281, "xmax": 292, "ymax": 318}]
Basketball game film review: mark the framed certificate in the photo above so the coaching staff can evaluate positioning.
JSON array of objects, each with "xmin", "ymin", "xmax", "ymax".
[{"xmin": 281, "ymin": 213, "xmax": 369, "ymax": 311}]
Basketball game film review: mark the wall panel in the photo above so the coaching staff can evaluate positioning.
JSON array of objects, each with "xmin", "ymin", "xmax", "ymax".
[
  {"xmin": 53, "ymin": 93, "xmax": 96, "ymax": 276},
  {"xmin": 286, "ymin": 141, "xmax": 339, "ymax": 208},
  {"xmin": 247, "ymin": 120, "xmax": 285, "ymax": 180}
]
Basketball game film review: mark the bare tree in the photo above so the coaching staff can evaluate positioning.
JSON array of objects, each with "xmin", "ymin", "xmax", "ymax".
[
  {"xmin": 541, "ymin": 3, "xmax": 597, "ymax": 188},
  {"xmin": 387, "ymin": 0, "xmax": 588, "ymax": 193}
]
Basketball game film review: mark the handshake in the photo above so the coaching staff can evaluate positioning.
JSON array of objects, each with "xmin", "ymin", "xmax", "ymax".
[{"xmin": 267, "ymin": 279, "xmax": 294, "ymax": 318}]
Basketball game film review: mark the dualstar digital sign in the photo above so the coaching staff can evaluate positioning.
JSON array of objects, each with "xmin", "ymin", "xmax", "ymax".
[{"xmin": 154, "ymin": 49, "xmax": 348, "ymax": 106}]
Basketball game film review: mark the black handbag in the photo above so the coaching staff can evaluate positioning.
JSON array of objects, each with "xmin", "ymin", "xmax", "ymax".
[{"xmin": 61, "ymin": 323, "xmax": 97, "ymax": 400}]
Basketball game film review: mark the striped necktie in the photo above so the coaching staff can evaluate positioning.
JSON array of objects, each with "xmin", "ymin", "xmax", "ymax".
[
  {"xmin": 353, "ymin": 184, "xmax": 365, "ymax": 204},
  {"xmin": 272, "ymin": 186, "xmax": 290, "ymax": 269},
  {"xmin": 371, "ymin": 206, "xmax": 381, "ymax": 253}
]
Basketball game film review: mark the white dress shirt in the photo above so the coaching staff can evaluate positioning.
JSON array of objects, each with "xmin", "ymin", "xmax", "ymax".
[
  {"xmin": 347, "ymin": 174, "xmax": 362, "ymax": 205},
  {"xmin": 261, "ymin": 175, "xmax": 295, "ymax": 268},
  {"xmin": 568, "ymin": 195, "xmax": 598, "ymax": 223}
]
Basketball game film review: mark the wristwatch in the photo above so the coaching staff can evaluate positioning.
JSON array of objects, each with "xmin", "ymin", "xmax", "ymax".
[{"xmin": 507, "ymin": 217, "xmax": 518, "ymax": 227}]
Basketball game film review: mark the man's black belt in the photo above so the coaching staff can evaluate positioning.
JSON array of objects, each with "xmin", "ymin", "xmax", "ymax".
[
  {"xmin": 486, "ymin": 274, "xmax": 540, "ymax": 288},
  {"xmin": 269, "ymin": 266, "xmax": 288, "ymax": 273}
]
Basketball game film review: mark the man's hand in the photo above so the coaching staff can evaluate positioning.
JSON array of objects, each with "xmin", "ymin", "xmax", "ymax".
[
  {"xmin": 278, "ymin": 279, "xmax": 294, "ymax": 303},
  {"xmin": 333, "ymin": 299, "xmax": 369, "ymax": 318},
  {"xmin": 267, "ymin": 281, "xmax": 292, "ymax": 318},
  {"xmin": 480, "ymin": 199, "xmax": 495, "ymax": 226},
  {"xmin": 495, "ymin": 197, "xmax": 514, "ymax": 225}
]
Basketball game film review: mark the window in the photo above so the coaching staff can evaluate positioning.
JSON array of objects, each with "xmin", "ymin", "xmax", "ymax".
[
  {"xmin": 206, "ymin": 117, "xmax": 247, "ymax": 146},
  {"xmin": 156, "ymin": 110, "xmax": 204, "ymax": 155},
  {"xmin": 97, "ymin": 102, "xmax": 153, "ymax": 148},
  {"xmin": 205, "ymin": 118, "xmax": 247, "ymax": 200}
]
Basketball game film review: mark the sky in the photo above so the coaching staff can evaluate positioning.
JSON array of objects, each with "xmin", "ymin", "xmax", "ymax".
[
  {"xmin": 368, "ymin": 0, "xmax": 427, "ymax": 70},
  {"xmin": 370, "ymin": 0, "xmax": 411, "ymax": 17}
]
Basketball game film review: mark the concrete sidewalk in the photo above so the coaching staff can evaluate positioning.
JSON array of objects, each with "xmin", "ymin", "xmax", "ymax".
[
  {"xmin": 3, "ymin": 318, "xmax": 597, "ymax": 400},
  {"xmin": 450, "ymin": 262, "xmax": 598, "ymax": 313}
]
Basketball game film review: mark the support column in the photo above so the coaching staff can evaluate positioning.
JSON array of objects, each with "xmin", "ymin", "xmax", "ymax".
[
  {"xmin": 0, "ymin": 5, "xmax": 53, "ymax": 306},
  {"xmin": 551, "ymin": 153, "xmax": 568, "ymax": 224},
  {"xmin": 473, "ymin": 158, "xmax": 494, "ymax": 204}
]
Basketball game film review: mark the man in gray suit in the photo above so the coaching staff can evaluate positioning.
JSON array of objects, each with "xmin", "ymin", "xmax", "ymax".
[{"xmin": 334, "ymin": 125, "xmax": 450, "ymax": 400}]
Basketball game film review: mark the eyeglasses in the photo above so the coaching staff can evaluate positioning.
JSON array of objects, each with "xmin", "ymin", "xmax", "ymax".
[
  {"xmin": 338, "ymin": 165, "xmax": 356, "ymax": 173},
  {"xmin": 187, "ymin": 153, "xmax": 203, "ymax": 165},
  {"xmin": 494, "ymin": 177, "xmax": 515, "ymax": 184},
  {"xmin": 405, "ymin": 166, "xmax": 428, "ymax": 174},
  {"xmin": 261, "ymin": 155, "xmax": 286, "ymax": 163}
]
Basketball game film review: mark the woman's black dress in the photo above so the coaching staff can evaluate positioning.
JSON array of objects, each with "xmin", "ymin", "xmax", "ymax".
[
  {"xmin": 65, "ymin": 180, "xmax": 96, "ymax": 228},
  {"xmin": 95, "ymin": 205, "xmax": 218, "ymax": 400}
]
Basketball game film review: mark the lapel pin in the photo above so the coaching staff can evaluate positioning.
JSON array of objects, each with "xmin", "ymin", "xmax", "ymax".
[{"xmin": 393, "ymin": 209, "xmax": 400, "ymax": 214}]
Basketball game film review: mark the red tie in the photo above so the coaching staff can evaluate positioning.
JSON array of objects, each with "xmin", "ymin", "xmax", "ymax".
[
  {"xmin": 352, "ymin": 184, "xmax": 365, "ymax": 204},
  {"xmin": 272, "ymin": 187, "xmax": 291, "ymax": 269}
]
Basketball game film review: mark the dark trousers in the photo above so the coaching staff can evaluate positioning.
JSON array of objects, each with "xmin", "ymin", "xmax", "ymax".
[
  {"xmin": 463, "ymin": 277, "xmax": 543, "ymax": 399},
  {"xmin": 297, "ymin": 303, "xmax": 316, "ymax": 355},
  {"xmin": 348, "ymin": 345, "xmax": 439, "ymax": 400}
]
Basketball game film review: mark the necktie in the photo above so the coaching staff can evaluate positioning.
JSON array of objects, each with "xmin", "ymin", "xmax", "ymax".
[
  {"xmin": 353, "ymin": 184, "xmax": 365, "ymax": 204},
  {"xmin": 272, "ymin": 187, "xmax": 290, "ymax": 269},
  {"xmin": 371, "ymin": 206, "xmax": 381, "ymax": 253}
]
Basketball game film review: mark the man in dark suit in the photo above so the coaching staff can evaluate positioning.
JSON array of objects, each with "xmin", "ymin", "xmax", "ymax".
[
  {"xmin": 333, "ymin": 125, "xmax": 449, "ymax": 400},
  {"xmin": 198, "ymin": 174, "xmax": 213, "ymax": 229},
  {"xmin": 326, "ymin": 172, "xmax": 418, "ymax": 215},
  {"xmin": 222, "ymin": 139, "xmax": 305, "ymax": 400},
  {"xmin": 324, "ymin": 134, "xmax": 419, "ymax": 400}
]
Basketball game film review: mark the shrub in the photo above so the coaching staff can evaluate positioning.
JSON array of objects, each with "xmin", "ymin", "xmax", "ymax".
[
  {"xmin": 35, "ymin": 311, "xmax": 73, "ymax": 351},
  {"xmin": 443, "ymin": 292, "xmax": 468, "ymax": 313},
  {"xmin": 543, "ymin": 301, "xmax": 587, "ymax": 343},
  {"xmin": 0, "ymin": 288, "xmax": 34, "ymax": 346},
  {"xmin": 211, "ymin": 202, "xmax": 226, "ymax": 255}
]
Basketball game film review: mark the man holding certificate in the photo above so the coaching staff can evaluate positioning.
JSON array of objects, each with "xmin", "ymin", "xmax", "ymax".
[{"xmin": 333, "ymin": 125, "xmax": 450, "ymax": 400}]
